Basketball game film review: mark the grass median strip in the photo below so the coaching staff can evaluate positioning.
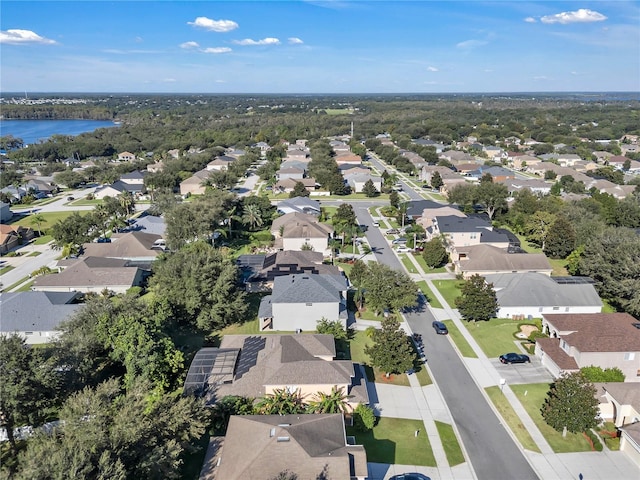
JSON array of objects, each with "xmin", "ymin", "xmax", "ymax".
[
  {"xmin": 416, "ymin": 280, "xmax": 443, "ymax": 309},
  {"xmin": 435, "ymin": 420, "xmax": 466, "ymax": 466},
  {"xmin": 485, "ymin": 386, "xmax": 541, "ymax": 453},
  {"xmin": 0, "ymin": 265, "xmax": 15, "ymax": 275},
  {"xmin": 1, "ymin": 276, "xmax": 31, "ymax": 292},
  {"xmin": 442, "ymin": 320, "xmax": 477, "ymax": 358},
  {"xmin": 432, "ymin": 279, "xmax": 463, "ymax": 309}
]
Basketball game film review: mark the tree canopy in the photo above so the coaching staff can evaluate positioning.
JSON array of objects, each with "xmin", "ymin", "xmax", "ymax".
[
  {"xmin": 455, "ymin": 274, "xmax": 498, "ymax": 322},
  {"xmin": 541, "ymin": 372, "xmax": 599, "ymax": 434},
  {"xmin": 364, "ymin": 317, "xmax": 415, "ymax": 378},
  {"xmin": 362, "ymin": 263, "xmax": 417, "ymax": 315}
]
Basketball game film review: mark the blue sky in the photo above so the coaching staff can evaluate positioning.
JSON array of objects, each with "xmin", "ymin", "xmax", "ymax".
[{"xmin": 1, "ymin": 1, "xmax": 639, "ymax": 93}]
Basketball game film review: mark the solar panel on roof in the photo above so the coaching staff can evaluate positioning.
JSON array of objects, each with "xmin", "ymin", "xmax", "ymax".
[{"xmin": 551, "ymin": 276, "xmax": 595, "ymax": 285}]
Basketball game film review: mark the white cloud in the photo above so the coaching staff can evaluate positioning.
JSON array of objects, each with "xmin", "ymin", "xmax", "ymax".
[
  {"xmin": 134, "ymin": 36, "xmax": 143, "ymax": 43},
  {"xmin": 232, "ymin": 37, "xmax": 281, "ymax": 46},
  {"xmin": 163, "ymin": 78, "xmax": 176, "ymax": 83},
  {"xmin": 288, "ymin": 37, "xmax": 304, "ymax": 45},
  {"xmin": 180, "ymin": 41, "xmax": 200, "ymax": 49},
  {"xmin": 456, "ymin": 39, "xmax": 488, "ymax": 49},
  {"xmin": 187, "ymin": 17, "xmax": 238, "ymax": 32},
  {"xmin": 0, "ymin": 29, "xmax": 57, "ymax": 45},
  {"xmin": 427, "ymin": 66, "xmax": 439, "ymax": 72},
  {"xmin": 534, "ymin": 75, "xmax": 549, "ymax": 80},
  {"xmin": 201, "ymin": 47, "xmax": 232, "ymax": 54},
  {"xmin": 524, "ymin": 17, "xmax": 537, "ymax": 23},
  {"xmin": 540, "ymin": 9, "xmax": 607, "ymax": 25}
]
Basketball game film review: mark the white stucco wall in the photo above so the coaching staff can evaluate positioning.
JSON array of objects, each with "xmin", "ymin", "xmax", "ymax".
[
  {"xmin": 498, "ymin": 305, "xmax": 602, "ymax": 319},
  {"xmin": 272, "ymin": 302, "xmax": 343, "ymax": 331}
]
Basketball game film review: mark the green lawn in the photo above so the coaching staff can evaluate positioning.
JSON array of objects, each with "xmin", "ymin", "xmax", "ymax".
[
  {"xmin": 514, "ymin": 233, "xmax": 567, "ymax": 276},
  {"xmin": 27, "ymin": 251, "xmax": 41, "ymax": 257},
  {"xmin": 435, "ymin": 420, "xmax": 466, "ymax": 466},
  {"xmin": 443, "ymin": 320, "xmax": 477, "ymax": 358},
  {"xmin": 413, "ymin": 254, "xmax": 447, "ymax": 274},
  {"xmin": 16, "ymin": 280, "xmax": 35, "ymax": 292},
  {"xmin": 0, "ymin": 265, "xmax": 15, "ymax": 275},
  {"xmin": 12, "ymin": 211, "xmax": 91, "ymax": 232},
  {"xmin": 1, "ymin": 276, "xmax": 30, "ymax": 292},
  {"xmin": 347, "ymin": 417, "xmax": 436, "ymax": 466},
  {"xmin": 432, "ymin": 279, "xmax": 463, "ymax": 309},
  {"xmin": 485, "ymin": 386, "xmax": 541, "ymax": 452},
  {"xmin": 33, "ymin": 235, "xmax": 53, "ymax": 245},
  {"xmin": 511, "ymin": 384, "xmax": 593, "ymax": 453},
  {"xmin": 465, "ymin": 318, "xmax": 537, "ymax": 358},
  {"xmin": 416, "ymin": 281, "xmax": 443, "ymax": 309},
  {"xmin": 68, "ymin": 198, "xmax": 103, "ymax": 206},
  {"xmin": 400, "ymin": 255, "xmax": 419, "ymax": 274}
]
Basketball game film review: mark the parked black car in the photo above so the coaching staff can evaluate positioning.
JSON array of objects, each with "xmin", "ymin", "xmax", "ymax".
[
  {"xmin": 499, "ymin": 353, "xmax": 530, "ymax": 364},
  {"xmin": 432, "ymin": 321, "xmax": 448, "ymax": 335}
]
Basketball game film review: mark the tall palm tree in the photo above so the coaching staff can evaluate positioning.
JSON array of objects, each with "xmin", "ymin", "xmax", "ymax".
[
  {"xmin": 256, "ymin": 388, "xmax": 305, "ymax": 415},
  {"xmin": 118, "ymin": 191, "xmax": 135, "ymax": 216},
  {"xmin": 241, "ymin": 204, "xmax": 263, "ymax": 231},
  {"xmin": 398, "ymin": 201, "xmax": 409, "ymax": 229},
  {"xmin": 30, "ymin": 213, "xmax": 47, "ymax": 236},
  {"xmin": 306, "ymin": 386, "xmax": 351, "ymax": 414}
]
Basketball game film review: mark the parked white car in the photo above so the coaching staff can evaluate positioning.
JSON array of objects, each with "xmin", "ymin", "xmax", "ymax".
[{"xmin": 396, "ymin": 245, "xmax": 411, "ymax": 253}]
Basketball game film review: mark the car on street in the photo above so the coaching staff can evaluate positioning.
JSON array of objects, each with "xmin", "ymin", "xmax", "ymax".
[
  {"xmin": 67, "ymin": 196, "xmax": 75, "ymax": 201},
  {"xmin": 373, "ymin": 221, "xmax": 380, "ymax": 227},
  {"xmin": 432, "ymin": 321, "xmax": 448, "ymax": 335},
  {"xmin": 421, "ymin": 184, "xmax": 430, "ymax": 189},
  {"xmin": 499, "ymin": 353, "xmax": 530, "ymax": 364},
  {"xmin": 386, "ymin": 228, "xmax": 400, "ymax": 234}
]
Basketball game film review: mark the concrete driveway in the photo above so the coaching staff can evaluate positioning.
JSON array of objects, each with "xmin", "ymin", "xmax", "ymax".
[{"xmin": 490, "ymin": 357, "xmax": 554, "ymax": 385}]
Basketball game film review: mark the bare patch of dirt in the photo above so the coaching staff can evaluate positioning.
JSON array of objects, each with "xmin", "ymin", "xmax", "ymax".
[{"xmin": 515, "ymin": 324, "xmax": 538, "ymax": 339}]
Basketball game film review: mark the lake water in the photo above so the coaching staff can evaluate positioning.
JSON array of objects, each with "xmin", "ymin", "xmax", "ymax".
[{"xmin": 0, "ymin": 119, "xmax": 119, "ymax": 145}]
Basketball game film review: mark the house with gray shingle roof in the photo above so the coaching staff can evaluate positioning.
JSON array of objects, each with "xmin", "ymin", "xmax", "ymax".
[
  {"xmin": 536, "ymin": 313, "xmax": 640, "ymax": 381},
  {"xmin": 258, "ymin": 273, "xmax": 348, "ymax": 331},
  {"xmin": 204, "ymin": 413, "xmax": 367, "ymax": 480},
  {"xmin": 81, "ymin": 231, "xmax": 164, "ymax": 262},
  {"xmin": 275, "ymin": 197, "xmax": 321, "ymax": 216},
  {"xmin": 485, "ymin": 273, "xmax": 602, "ymax": 318},
  {"xmin": 271, "ymin": 212, "xmax": 333, "ymax": 254},
  {"xmin": 0, "ymin": 291, "xmax": 82, "ymax": 344},
  {"xmin": 428, "ymin": 215, "xmax": 510, "ymax": 251}
]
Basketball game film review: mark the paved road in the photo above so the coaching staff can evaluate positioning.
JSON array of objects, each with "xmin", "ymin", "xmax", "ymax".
[
  {"xmin": 405, "ymin": 296, "xmax": 538, "ymax": 480},
  {"xmin": 346, "ymin": 179, "xmax": 539, "ymax": 479},
  {"xmin": 0, "ymin": 244, "xmax": 59, "ymax": 290}
]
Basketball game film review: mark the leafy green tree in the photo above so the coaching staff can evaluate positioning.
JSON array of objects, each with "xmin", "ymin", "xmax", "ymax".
[
  {"xmin": 476, "ymin": 181, "xmax": 509, "ymax": 219},
  {"xmin": 544, "ymin": 170, "xmax": 557, "ymax": 180},
  {"xmin": 13, "ymin": 378, "xmax": 209, "ymax": 480},
  {"xmin": 210, "ymin": 395, "xmax": 255, "ymax": 435},
  {"xmin": 389, "ymin": 190, "xmax": 400, "ymax": 208},
  {"xmin": 332, "ymin": 203, "xmax": 357, "ymax": 229},
  {"xmin": 206, "ymin": 169, "xmax": 239, "ymax": 190},
  {"xmin": 362, "ymin": 179, "xmax": 378, "ymax": 197},
  {"xmin": 0, "ymin": 335, "xmax": 56, "ymax": 454},
  {"xmin": 256, "ymin": 388, "xmax": 305, "ymax": 415},
  {"xmin": 289, "ymin": 181, "xmax": 310, "ymax": 198},
  {"xmin": 523, "ymin": 211, "xmax": 556, "ymax": 251},
  {"xmin": 362, "ymin": 263, "xmax": 417, "ymax": 315},
  {"xmin": 422, "ymin": 237, "xmax": 448, "ymax": 269},
  {"xmin": 365, "ymin": 316, "xmax": 415, "ymax": 378},
  {"xmin": 577, "ymin": 226, "xmax": 640, "ymax": 316},
  {"xmin": 306, "ymin": 386, "xmax": 350, "ymax": 414},
  {"xmin": 580, "ymin": 366, "xmax": 625, "ymax": 383},
  {"xmin": 544, "ymin": 215, "xmax": 576, "ymax": 259},
  {"xmin": 316, "ymin": 318, "xmax": 347, "ymax": 340},
  {"xmin": 430, "ymin": 171, "xmax": 443, "ymax": 190},
  {"xmin": 455, "ymin": 274, "xmax": 498, "ymax": 322},
  {"xmin": 117, "ymin": 191, "xmax": 135, "ymax": 216},
  {"xmin": 352, "ymin": 404, "xmax": 376, "ymax": 432},
  {"xmin": 446, "ymin": 183, "xmax": 477, "ymax": 213},
  {"xmin": 53, "ymin": 169, "xmax": 85, "ymax": 188},
  {"xmin": 541, "ymin": 372, "xmax": 599, "ymax": 434},
  {"xmin": 50, "ymin": 211, "xmax": 98, "ymax": 247},
  {"xmin": 150, "ymin": 242, "xmax": 248, "ymax": 330}
]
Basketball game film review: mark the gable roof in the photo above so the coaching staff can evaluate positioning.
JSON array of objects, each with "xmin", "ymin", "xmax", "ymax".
[
  {"xmin": 276, "ymin": 197, "xmax": 321, "ymax": 214},
  {"xmin": 33, "ymin": 257, "xmax": 141, "ymax": 289},
  {"xmin": 82, "ymin": 231, "xmax": 162, "ymax": 259},
  {"xmin": 0, "ymin": 291, "xmax": 81, "ymax": 333},
  {"xmin": 271, "ymin": 212, "xmax": 333, "ymax": 238},
  {"xmin": 456, "ymin": 245, "xmax": 551, "ymax": 273},
  {"xmin": 543, "ymin": 313, "xmax": 640, "ymax": 352},
  {"xmin": 245, "ymin": 250, "xmax": 340, "ymax": 284},
  {"xmin": 212, "ymin": 334, "xmax": 354, "ymax": 400},
  {"xmin": 215, "ymin": 414, "xmax": 365, "ymax": 480},
  {"xmin": 406, "ymin": 199, "xmax": 446, "ymax": 218},
  {"xmin": 271, "ymin": 274, "xmax": 347, "ymax": 304},
  {"xmin": 485, "ymin": 273, "xmax": 601, "ymax": 308}
]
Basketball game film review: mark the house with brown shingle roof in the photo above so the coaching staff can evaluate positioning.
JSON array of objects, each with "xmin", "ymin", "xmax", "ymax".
[
  {"xmin": 188, "ymin": 334, "xmax": 368, "ymax": 410},
  {"xmin": 81, "ymin": 231, "xmax": 164, "ymax": 262},
  {"xmin": 201, "ymin": 414, "xmax": 367, "ymax": 480},
  {"xmin": 273, "ymin": 177, "xmax": 317, "ymax": 194},
  {"xmin": 32, "ymin": 257, "xmax": 144, "ymax": 294},
  {"xmin": 451, "ymin": 244, "xmax": 552, "ymax": 279},
  {"xmin": 179, "ymin": 169, "xmax": 210, "ymax": 196},
  {"xmin": 536, "ymin": 313, "xmax": 640, "ymax": 381},
  {"xmin": 271, "ymin": 212, "xmax": 333, "ymax": 254}
]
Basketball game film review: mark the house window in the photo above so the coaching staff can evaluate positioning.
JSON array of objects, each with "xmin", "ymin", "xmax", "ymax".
[
  {"xmin": 470, "ymin": 233, "xmax": 477, "ymax": 239},
  {"xmin": 624, "ymin": 352, "xmax": 636, "ymax": 361},
  {"xmin": 285, "ymin": 385, "xmax": 298, "ymax": 394},
  {"xmin": 561, "ymin": 340, "xmax": 567, "ymax": 350},
  {"xmin": 552, "ymin": 307, "xmax": 559, "ymax": 311},
  {"xmin": 306, "ymin": 302, "xmax": 312, "ymax": 306},
  {"xmin": 25, "ymin": 331, "xmax": 33, "ymax": 335}
]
